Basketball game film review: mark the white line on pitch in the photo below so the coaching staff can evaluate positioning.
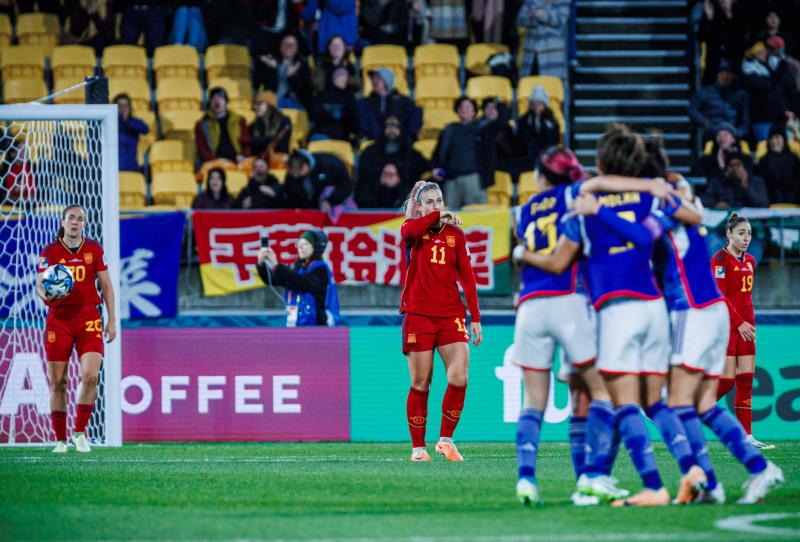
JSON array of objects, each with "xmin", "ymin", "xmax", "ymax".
[{"xmin": 715, "ymin": 513, "xmax": 800, "ymax": 538}]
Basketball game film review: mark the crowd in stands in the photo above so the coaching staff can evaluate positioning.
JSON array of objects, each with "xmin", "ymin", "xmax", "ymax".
[{"xmin": 690, "ymin": 0, "xmax": 800, "ymax": 208}]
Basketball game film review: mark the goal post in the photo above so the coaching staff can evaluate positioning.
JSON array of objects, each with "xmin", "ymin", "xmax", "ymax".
[{"xmin": 0, "ymin": 104, "xmax": 121, "ymax": 446}]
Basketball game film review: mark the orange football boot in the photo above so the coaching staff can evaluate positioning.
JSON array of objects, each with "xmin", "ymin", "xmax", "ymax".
[{"xmin": 435, "ymin": 440, "xmax": 464, "ymax": 462}]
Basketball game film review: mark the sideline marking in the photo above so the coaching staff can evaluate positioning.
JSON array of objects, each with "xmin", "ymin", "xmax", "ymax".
[{"xmin": 715, "ymin": 513, "xmax": 800, "ymax": 538}]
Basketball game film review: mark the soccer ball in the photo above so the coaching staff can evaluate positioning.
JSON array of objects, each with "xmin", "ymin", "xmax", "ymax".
[{"xmin": 42, "ymin": 264, "xmax": 74, "ymax": 297}]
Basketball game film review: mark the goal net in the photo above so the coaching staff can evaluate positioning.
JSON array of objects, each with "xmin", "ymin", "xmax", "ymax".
[{"xmin": 0, "ymin": 104, "xmax": 121, "ymax": 446}]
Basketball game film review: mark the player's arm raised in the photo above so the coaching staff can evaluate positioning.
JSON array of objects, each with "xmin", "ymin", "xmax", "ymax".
[
  {"xmin": 97, "ymin": 269, "xmax": 117, "ymax": 343},
  {"xmin": 519, "ymin": 234, "xmax": 580, "ymax": 275}
]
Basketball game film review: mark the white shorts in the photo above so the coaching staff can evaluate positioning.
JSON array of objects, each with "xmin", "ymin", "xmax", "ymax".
[
  {"xmin": 513, "ymin": 293, "xmax": 597, "ymax": 373},
  {"xmin": 597, "ymin": 298, "xmax": 670, "ymax": 376},
  {"xmin": 670, "ymin": 302, "xmax": 730, "ymax": 377}
]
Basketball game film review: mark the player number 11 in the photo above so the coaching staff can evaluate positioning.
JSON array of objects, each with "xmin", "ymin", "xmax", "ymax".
[{"xmin": 430, "ymin": 246, "xmax": 446, "ymax": 265}]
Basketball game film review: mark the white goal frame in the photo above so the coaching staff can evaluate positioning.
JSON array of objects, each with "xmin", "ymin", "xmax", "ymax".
[{"xmin": 0, "ymin": 104, "xmax": 121, "ymax": 446}]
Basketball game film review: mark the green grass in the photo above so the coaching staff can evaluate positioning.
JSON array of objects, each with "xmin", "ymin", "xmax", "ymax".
[{"xmin": 1, "ymin": 442, "xmax": 798, "ymax": 541}]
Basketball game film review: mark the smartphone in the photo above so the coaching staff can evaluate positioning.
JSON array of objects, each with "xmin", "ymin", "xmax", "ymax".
[{"xmin": 260, "ymin": 234, "xmax": 270, "ymax": 248}]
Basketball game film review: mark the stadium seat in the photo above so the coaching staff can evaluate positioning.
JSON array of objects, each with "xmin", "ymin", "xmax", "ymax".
[
  {"xmin": 413, "ymin": 44, "xmax": 459, "ymax": 80},
  {"xmin": 1, "ymin": 45, "xmax": 46, "ymax": 80},
  {"xmin": 360, "ymin": 44, "xmax": 407, "ymax": 84},
  {"xmin": 197, "ymin": 158, "xmax": 238, "ymax": 181},
  {"xmin": 52, "ymin": 45, "xmax": 96, "ymax": 82},
  {"xmin": 119, "ymin": 171, "xmax": 147, "ymax": 209},
  {"xmin": 414, "ymin": 76, "xmax": 461, "ymax": 111},
  {"xmin": 517, "ymin": 76, "xmax": 565, "ymax": 115},
  {"xmin": 0, "ymin": 14, "xmax": 11, "ymax": 46},
  {"xmin": 208, "ymin": 77, "xmax": 253, "ymax": 116},
  {"xmin": 153, "ymin": 45, "xmax": 200, "ymax": 81},
  {"xmin": 156, "ymin": 78, "xmax": 203, "ymax": 112},
  {"xmin": 53, "ymin": 78, "xmax": 87, "ymax": 104},
  {"xmin": 149, "ymin": 140, "xmax": 194, "ymax": 175},
  {"xmin": 280, "ymin": 108, "xmax": 309, "ymax": 150},
  {"xmin": 17, "ymin": 13, "xmax": 59, "ymax": 52},
  {"xmin": 161, "ymin": 110, "xmax": 205, "ymax": 141},
  {"xmin": 3, "ymin": 78, "xmax": 48, "ymax": 104},
  {"xmin": 270, "ymin": 168, "xmax": 287, "ymax": 184},
  {"xmin": 465, "ymin": 43, "xmax": 509, "ymax": 76},
  {"xmin": 225, "ymin": 170, "xmax": 249, "ymax": 195},
  {"xmin": 518, "ymin": 170, "xmax": 538, "ymax": 204},
  {"xmin": 308, "ymin": 139, "xmax": 354, "ymax": 174},
  {"xmin": 770, "ymin": 203, "xmax": 799, "ymax": 209},
  {"xmin": 487, "ymin": 171, "xmax": 512, "ymax": 207},
  {"xmin": 205, "ymin": 44, "xmax": 251, "ymax": 80},
  {"xmin": 108, "ymin": 78, "xmax": 151, "ymax": 111},
  {"xmin": 136, "ymin": 110, "xmax": 157, "ymax": 167},
  {"xmin": 413, "ymin": 139, "xmax": 437, "ymax": 160},
  {"xmin": 102, "ymin": 45, "xmax": 148, "ymax": 79},
  {"xmin": 466, "ymin": 76, "xmax": 512, "ymax": 104},
  {"xmin": 362, "ymin": 73, "xmax": 410, "ymax": 96},
  {"xmin": 703, "ymin": 139, "xmax": 751, "ymax": 155},
  {"xmin": 419, "ymin": 108, "xmax": 458, "ymax": 140},
  {"xmin": 151, "ymin": 171, "xmax": 199, "ymax": 208},
  {"xmin": 358, "ymin": 139, "xmax": 374, "ymax": 154}
]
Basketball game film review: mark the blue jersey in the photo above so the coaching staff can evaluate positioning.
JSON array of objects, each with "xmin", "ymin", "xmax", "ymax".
[{"xmin": 516, "ymin": 184, "xmax": 578, "ymax": 304}]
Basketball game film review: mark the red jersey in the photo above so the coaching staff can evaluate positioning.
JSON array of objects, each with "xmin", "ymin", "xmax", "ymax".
[
  {"xmin": 399, "ymin": 211, "xmax": 480, "ymax": 322},
  {"xmin": 712, "ymin": 247, "xmax": 755, "ymax": 329},
  {"xmin": 38, "ymin": 237, "xmax": 108, "ymax": 308}
]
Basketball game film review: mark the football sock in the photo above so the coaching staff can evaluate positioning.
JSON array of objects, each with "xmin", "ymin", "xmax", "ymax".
[
  {"xmin": 74, "ymin": 403, "xmax": 94, "ymax": 434},
  {"xmin": 717, "ymin": 377, "xmax": 735, "ymax": 400},
  {"xmin": 618, "ymin": 404, "xmax": 663, "ymax": 490},
  {"xmin": 440, "ymin": 384, "xmax": 466, "ymax": 439},
  {"xmin": 701, "ymin": 405, "xmax": 766, "ymax": 475},
  {"xmin": 734, "ymin": 373, "xmax": 754, "ymax": 434},
  {"xmin": 406, "ymin": 387, "xmax": 429, "ymax": 449},
  {"xmin": 584, "ymin": 400, "xmax": 615, "ymax": 476},
  {"xmin": 646, "ymin": 401, "xmax": 695, "ymax": 475},
  {"xmin": 52, "ymin": 410, "xmax": 66, "ymax": 441},
  {"xmin": 516, "ymin": 407, "xmax": 543, "ymax": 480},
  {"xmin": 603, "ymin": 415, "xmax": 621, "ymax": 476},
  {"xmin": 674, "ymin": 405, "xmax": 718, "ymax": 490},
  {"xmin": 568, "ymin": 416, "xmax": 587, "ymax": 480}
]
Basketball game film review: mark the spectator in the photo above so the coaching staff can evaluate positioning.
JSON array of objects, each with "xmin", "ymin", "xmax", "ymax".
[
  {"xmin": 169, "ymin": 1, "xmax": 207, "ymax": 52},
  {"xmin": 282, "ymin": 150, "xmax": 354, "ymax": 212},
  {"xmin": 119, "ymin": 1, "xmax": 167, "ymax": 55},
  {"xmin": 409, "ymin": 0, "xmax": 433, "ymax": 47},
  {"xmin": 360, "ymin": 0, "xmax": 408, "ymax": 46},
  {"xmin": 235, "ymin": 157, "xmax": 285, "ymax": 209},
  {"xmin": 311, "ymin": 35, "xmax": 360, "ymax": 94},
  {"xmin": 195, "ymin": 87, "xmax": 251, "ymax": 165},
  {"xmin": 766, "ymin": 36, "xmax": 800, "ymax": 95},
  {"xmin": 255, "ymin": 33, "xmax": 313, "ymax": 110},
  {"xmin": 498, "ymin": 85, "xmax": 560, "ymax": 176},
  {"xmin": 208, "ymin": 0, "xmax": 254, "ymax": 47},
  {"xmin": 61, "ymin": 0, "xmax": 114, "ymax": 55},
  {"xmin": 702, "ymin": 149, "xmax": 769, "ymax": 208},
  {"xmin": 256, "ymin": 228, "xmax": 341, "ymax": 327},
  {"xmin": 310, "ymin": 66, "xmax": 359, "ymax": 141},
  {"xmin": 471, "ymin": 0, "xmax": 505, "ymax": 43},
  {"xmin": 695, "ymin": 122, "xmax": 751, "ymax": 180},
  {"xmin": 192, "ymin": 168, "xmax": 236, "ymax": 209},
  {"xmin": 476, "ymin": 96, "xmax": 511, "ymax": 190},
  {"xmin": 754, "ymin": 9, "xmax": 797, "ymax": 59},
  {"xmin": 429, "ymin": 0, "xmax": 469, "ymax": 50},
  {"xmin": 356, "ymin": 116, "xmax": 429, "ymax": 208},
  {"xmin": 114, "ymin": 93, "xmax": 149, "ymax": 173},
  {"xmin": 249, "ymin": 90, "xmax": 292, "ymax": 160},
  {"xmin": 253, "ymin": 0, "xmax": 300, "ymax": 60},
  {"xmin": 516, "ymin": 0, "xmax": 570, "ymax": 80},
  {"xmin": 356, "ymin": 68, "xmax": 423, "ymax": 141},
  {"xmin": 757, "ymin": 125, "xmax": 800, "ymax": 204},
  {"xmin": 688, "ymin": 58, "xmax": 750, "ymax": 139},
  {"xmin": 302, "ymin": 0, "xmax": 358, "ymax": 54},
  {"xmin": 742, "ymin": 41, "xmax": 799, "ymax": 141},
  {"xmin": 698, "ymin": 0, "xmax": 748, "ymax": 85},
  {"xmin": 432, "ymin": 97, "xmax": 486, "ymax": 208}
]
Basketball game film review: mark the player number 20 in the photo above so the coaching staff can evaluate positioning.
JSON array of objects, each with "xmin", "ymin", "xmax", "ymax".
[
  {"xmin": 430, "ymin": 246, "xmax": 446, "ymax": 265},
  {"xmin": 524, "ymin": 213, "xmax": 558, "ymax": 254},
  {"xmin": 741, "ymin": 275, "xmax": 753, "ymax": 292},
  {"xmin": 84, "ymin": 319, "xmax": 102, "ymax": 332}
]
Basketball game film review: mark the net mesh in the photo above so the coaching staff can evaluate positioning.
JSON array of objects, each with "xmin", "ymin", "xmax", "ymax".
[{"xmin": 0, "ymin": 118, "xmax": 108, "ymax": 444}]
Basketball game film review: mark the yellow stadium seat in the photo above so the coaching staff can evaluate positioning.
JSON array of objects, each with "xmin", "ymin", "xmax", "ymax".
[
  {"xmin": 205, "ymin": 44, "xmax": 250, "ymax": 80},
  {"xmin": 136, "ymin": 111, "xmax": 157, "ymax": 168},
  {"xmin": 420, "ymin": 108, "xmax": 458, "ymax": 140},
  {"xmin": 156, "ymin": 78, "xmax": 202, "ymax": 112},
  {"xmin": 280, "ymin": 108, "xmax": 309, "ymax": 150},
  {"xmin": 208, "ymin": 77, "xmax": 253, "ymax": 114},
  {"xmin": 17, "ymin": 13, "xmax": 59, "ymax": 52},
  {"xmin": 102, "ymin": 45, "xmax": 147, "ymax": 79},
  {"xmin": 518, "ymin": 170, "xmax": 538, "ymax": 204},
  {"xmin": 108, "ymin": 78, "xmax": 151, "ymax": 111},
  {"xmin": 0, "ymin": 14, "xmax": 11, "ymax": 46},
  {"xmin": 161, "ymin": 109, "xmax": 204, "ymax": 141},
  {"xmin": 517, "ymin": 76, "xmax": 565, "ymax": 115},
  {"xmin": 153, "ymin": 45, "xmax": 200, "ymax": 81},
  {"xmin": 413, "ymin": 44, "xmax": 459, "ymax": 80},
  {"xmin": 770, "ymin": 203, "xmax": 799, "ymax": 209},
  {"xmin": 414, "ymin": 76, "xmax": 461, "ymax": 110},
  {"xmin": 362, "ymin": 73, "xmax": 410, "ymax": 96},
  {"xmin": 465, "ymin": 43, "xmax": 509, "ymax": 76},
  {"xmin": 53, "ymin": 78, "xmax": 86, "ymax": 104},
  {"xmin": 119, "ymin": 171, "xmax": 147, "ymax": 209},
  {"xmin": 151, "ymin": 171, "xmax": 199, "ymax": 208},
  {"xmin": 225, "ymin": 170, "xmax": 249, "ymax": 195},
  {"xmin": 360, "ymin": 44, "xmax": 407, "ymax": 84},
  {"xmin": 3, "ymin": 78, "xmax": 47, "ymax": 104},
  {"xmin": 149, "ymin": 139, "xmax": 194, "ymax": 175},
  {"xmin": 703, "ymin": 139, "xmax": 751, "ymax": 155},
  {"xmin": 487, "ymin": 170, "xmax": 512, "ymax": 207},
  {"xmin": 751, "ymin": 139, "xmax": 798, "ymax": 162},
  {"xmin": 552, "ymin": 105, "xmax": 566, "ymax": 139},
  {"xmin": 466, "ymin": 76, "xmax": 512, "ymax": 103},
  {"xmin": 270, "ymin": 168, "xmax": 287, "ymax": 184},
  {"xmin": 413, "ymin": 139, "xmax": 437, "ymax": 160},
  {"xmin": 359, "ymin": 139, "xmax": 374, "ymax": 153},
  {"xmin": 52, "ymin": 45, "xmax": 96, "ymax": 82},
  {"xmin": 308, "ymin": 139, "xmax": 354, "ymax": 173},
  {"xmin": 1, "ymin": 45, "xmax": 46, "ymax": 80}
]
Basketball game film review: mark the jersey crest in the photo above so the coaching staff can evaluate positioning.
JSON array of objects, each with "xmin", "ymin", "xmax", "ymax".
[
  {"xmin": 85, "ymin": 252, "xmax": 93, "ymax": 264},
  {"xmin": 446, "ymin": 235, "xmax": 456, "ymax": 247},
  {"xmin": 715, "ymin": 266, "xmax": 725, "ymax": 278}
]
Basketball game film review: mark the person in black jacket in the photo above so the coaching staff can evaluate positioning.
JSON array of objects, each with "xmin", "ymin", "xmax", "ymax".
[
  {"xmin": 360, "ymin": 0, "xmax": 408, "ymax": 46},
  {"xmin": 310, "ymin": 66, "xmax": 359, "ymax": 141},
  {"xmin": 497, "ymin": 85, "xmax": 560, "ymax": 178},
  {"xmin": 741, "ymin": 41, "xmax": 799, "ymax": 142},
  {"xmin": 757, "ymin": 125, "xmax": 800, "ymax": 204},
  {"xmin": 192, "ymin": 168, "xmax": 236, "ymax": 209},
  {"xmin": 235, "ymin": 157, "xmax": 285, "ymax": 209},
  {"xmin": 283, "ymin": 149, "xmax": 353, "ymax": 211},
  {"xmin": 432, "ymin": 97, "xmax": 485, "ymax": 207},
  {"xmin": 476, "ymin": 97, "xmax": 511, "ymax": 189},
  {"xmin": 249, "ymin": 90, "xmax": 292, "ymax": 158},
  {"xmin": 255, "ymin": 32, "xmax": 312, "ymax": 110},
  {"xmin": 356, "ymin": 68, "xmax": 422, "ymax": 140},
  {"xmin": 702, "ymin": 149, "xmax": 770, "ymax": 209}
]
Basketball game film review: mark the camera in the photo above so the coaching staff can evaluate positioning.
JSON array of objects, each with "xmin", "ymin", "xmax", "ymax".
[{"xmin": 261, "ymin": 234, "xmax": 270, "ymax": 248}]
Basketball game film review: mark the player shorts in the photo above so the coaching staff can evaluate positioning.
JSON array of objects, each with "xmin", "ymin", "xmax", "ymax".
[
  {"xmin": 597, "ymin": 298, "xmax": 670, "ymax": 376},
  {"xmin": 727, "ymin": 325, "xmax": 756, "ymax": 357},
  {"xmin": 402, "ymin": 312, "xmax": 469, "ymax": 354},
  {"xmin": 669, "ymin": 302, "xmax": 730, "ymax": 377},
  {"xmin": 45, "ymin": 304, "xmax": 105, "ymax": 362},
  {"xmin": 512, "ymin": 293, "xmax": 597, "ymax": 373}
]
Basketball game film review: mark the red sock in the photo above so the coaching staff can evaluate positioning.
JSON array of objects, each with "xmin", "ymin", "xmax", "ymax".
[
  {"xmin": 440, "ymin": 384, "xmax": 466, "ymax": 439},
  {"xmin": 734, "ymin": 373, "xmax": 754, "ymax": 435},
  {"xmin": 406, "ymin": 387, "xmax": 429, "ymax": 448},
  {"xmin": 74, "ymin": 403, "xmax": 94, "ymax": 434},
  {"xmin": 52, "ymin": 410, "xmax": 67, "ymax": 441},
  {"xmin": 717, "ymin": 377, "xmax": 735, "ymax": 400}
]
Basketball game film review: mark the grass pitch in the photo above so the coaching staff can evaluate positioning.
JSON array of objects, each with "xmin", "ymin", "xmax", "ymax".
[{"xmin": 1, "ymin": 441, "xmax": 798, "ymax": 541}]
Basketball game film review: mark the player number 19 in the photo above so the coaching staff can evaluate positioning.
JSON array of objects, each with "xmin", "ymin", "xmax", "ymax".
[{"xmin": 741, "ymin": 275, "xmax": 753, "ymax": 292}]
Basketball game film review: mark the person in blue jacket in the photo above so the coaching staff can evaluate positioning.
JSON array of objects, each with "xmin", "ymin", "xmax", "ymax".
[{"xmin": 113, "ymin": 93, "xmax": 149, "ymax": 172}]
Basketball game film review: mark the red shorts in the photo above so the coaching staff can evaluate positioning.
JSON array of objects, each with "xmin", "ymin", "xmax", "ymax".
[
  {"xmin": 727, "ymin": 329, "xmax": 756, "ymax": 357},
  {"xmin": 45, "ymin": 305, "xmax": 105, "ymax": 362},
  {"xmin": 402, "ymin": 312, "xmax": 469, "ymax": 354}
]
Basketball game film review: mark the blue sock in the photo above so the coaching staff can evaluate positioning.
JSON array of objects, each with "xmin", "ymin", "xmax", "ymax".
[
  {"xmin": 584, "ymin": 400, "xmax": 615, "ymax": 476},
  {"xmin": 618, "ymin": 404, "xmax": 663, "ymax": 490},
  {"xmin": 568, "ymin": 416, "xmax": 587, "ymax": 480},
  {"xmin": 516, "ymin": 408, "xmax": 543, "ymax": 481},
  {"xmin": 603, "ymin": 414, "xmax": 621, "ymax": 476},
  {"xmin": 701, "ymin": 405, "xmax": 767, "ymax": 475},
  {"xmin": 674, "ymin": 405, "xmax": 718, "ymax": 490},
  {"xmin": 646, "ymin": 401, "xmax": 695, "ymax": 475}
]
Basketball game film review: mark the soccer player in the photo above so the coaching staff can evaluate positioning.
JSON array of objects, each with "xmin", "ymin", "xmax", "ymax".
[
  {"xmin": 511, "ymin": 147, "xmax": 625, "ymax": 505},
  {"xmin": 36, "ymin": 204, "xmax": 117, "ymax": 453},
  {"xmin": 713, "ymin": 214, "xmax": 774, "ymax": 450},
  {"xmin": 400, "ymin": 181, "xmax": 482, "ymax": 462}
]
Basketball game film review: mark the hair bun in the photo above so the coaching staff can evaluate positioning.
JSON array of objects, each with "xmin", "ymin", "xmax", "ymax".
[{"xmin": 566, "ymin": 165, "xmax": 583, "ymax": 182}]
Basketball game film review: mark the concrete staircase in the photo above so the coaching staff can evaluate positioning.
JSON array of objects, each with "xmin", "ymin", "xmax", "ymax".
[{"xmin": 571, "ymin": 0, "xmax": 693, "ymax": 174}]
